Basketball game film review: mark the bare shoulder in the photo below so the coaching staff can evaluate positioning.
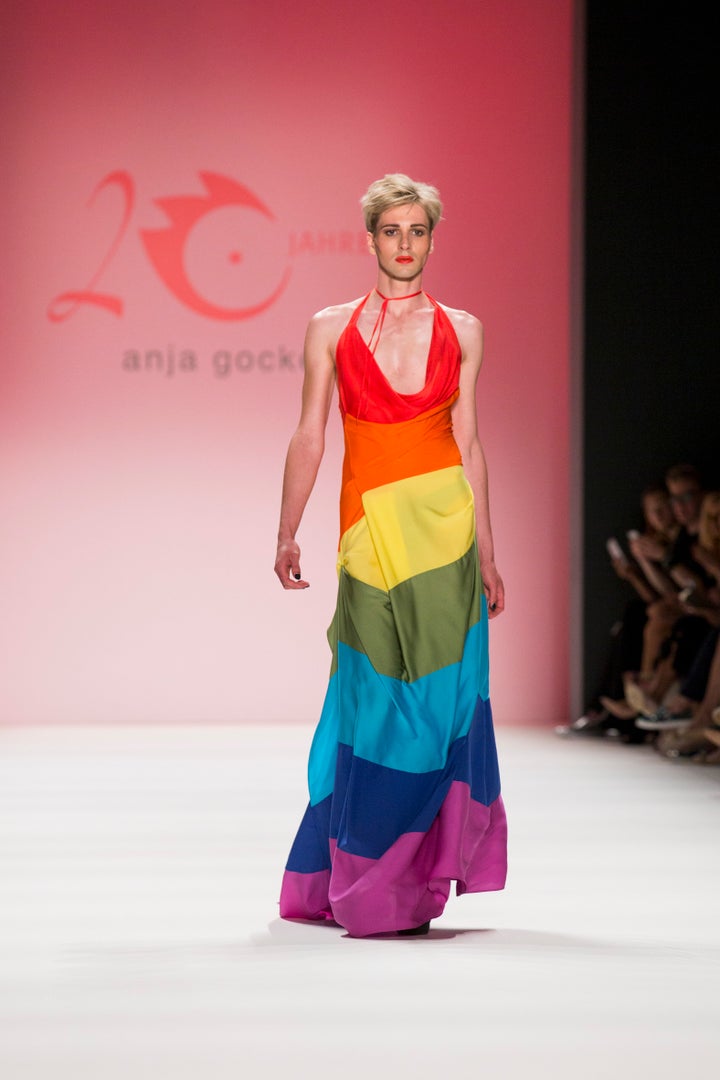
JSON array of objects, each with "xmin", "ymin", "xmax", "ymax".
[
  {"xmin": 306, "ymin": 296, "xmax": 364, "ymax": 352},
  {"xmin": 436, "ymin": 302, "xmax": 484, "ymax": 356}
]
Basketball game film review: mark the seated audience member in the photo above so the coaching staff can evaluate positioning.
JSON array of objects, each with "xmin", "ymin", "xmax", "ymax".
[
  {"xmin": 560, "ymin": 484, "xmax": 676, "ymax": 740},
  {"xmin": 636, "ymin": 491, "xmax": 720, "ymax": 762},
  {"xmin": 562, "ymin": 472, "xmax": 720, "ymax": 765},
  {"xmin": 612, "ymin": 484, "xmax": 678, "ymax": 600},
  {"xmin": 630, "ymin": 465, "xmax": 704, "ymax": 579},
  {"xmin": 634, "ymin": 627, "xmax": 719, "ymax": 730},
  {"xmin": 651, "ymin": 627, "xmax": 720, "ymax": 763},
  {"xmin": 621, "ymin": 465, "xmax": 714, "ymax": 710},
  {"xmin": 691, "ymin": 489, "xmax": 720, "ymax": 596}
]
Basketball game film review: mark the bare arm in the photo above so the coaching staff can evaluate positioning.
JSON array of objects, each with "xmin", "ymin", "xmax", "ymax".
[
  {"xmin": 274, "ymin": 312, "xmax": 337, "ymax": 589},
  {"xmin": 611, "ymin": 557, "xmax": 658, "ymax": 604},
  {"xmin": 636, "ymin": 555, "xmax": 676, "ymax": 598},
  {"xmin": 449, "ymin": 313, "xmax": 504, "ymax": 619},
  {"xmin": 692, "ymin": 544, "xmax": 720, "ymax": 584},
  {"xmin": 628, "ymin": 538, "xmax": 680, "ymax": 598}
]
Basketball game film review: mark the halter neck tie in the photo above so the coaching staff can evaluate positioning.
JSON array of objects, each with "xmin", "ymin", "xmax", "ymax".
[{"xmin": 368, "ymin": 289, "xmax": 423, "ymax": 354}]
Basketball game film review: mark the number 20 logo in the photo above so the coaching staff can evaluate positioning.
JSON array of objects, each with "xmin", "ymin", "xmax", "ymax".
[{"xmin": 47, "ymin": 170, "xmax": 292, "ymax": 323}]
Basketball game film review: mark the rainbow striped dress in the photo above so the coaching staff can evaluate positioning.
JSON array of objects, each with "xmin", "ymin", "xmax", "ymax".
[{"xmin": 279, "ymin": 292, "xmax": 507, "ymax": 936}]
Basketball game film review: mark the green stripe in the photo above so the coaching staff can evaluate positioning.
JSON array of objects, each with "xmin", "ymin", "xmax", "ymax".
[{"xmin": 327, "ymin": 543, "xmax": 482, "ymax": 682}]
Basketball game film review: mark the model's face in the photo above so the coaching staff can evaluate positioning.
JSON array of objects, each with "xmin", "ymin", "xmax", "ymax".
[
  {"xmin": 368, "ymin": 203, "xmax": 432, "ymax": 281},
  {"xmin": 643, "ymin": 492, "xmax": 674, "ymax": 533},
  {"xmin": 668, "ymin": 480, "xmax": 702, "ymax": 527}
]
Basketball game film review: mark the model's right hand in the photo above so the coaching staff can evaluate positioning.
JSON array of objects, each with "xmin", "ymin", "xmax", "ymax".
[{"xmin": 275, "ymin": 540, "xmax": 309, "ymax": 589}]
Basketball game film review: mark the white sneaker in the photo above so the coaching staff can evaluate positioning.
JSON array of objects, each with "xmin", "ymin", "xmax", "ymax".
[{"xmin": 635, "ymin": 708, "xmax": 694, "ymax": 731}]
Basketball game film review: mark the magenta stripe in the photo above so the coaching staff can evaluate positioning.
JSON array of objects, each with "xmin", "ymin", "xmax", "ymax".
[
  {"xmin": 279, "ymin": 868, "xmax": 334, "ymax": 923},
  {"xmin": 279, "ymin": 780, "xmax": 507, "ymax": 937}
]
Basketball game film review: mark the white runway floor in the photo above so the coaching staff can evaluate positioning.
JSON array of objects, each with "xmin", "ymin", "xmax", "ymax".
[{"xmin": 0, "ymin": 722, "xmax": 718, "ymax": 1079}]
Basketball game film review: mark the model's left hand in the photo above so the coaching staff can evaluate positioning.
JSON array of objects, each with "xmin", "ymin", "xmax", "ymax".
[{"xmin": 481, "ymin": 561, "xmax": 505, "ymax": 618}]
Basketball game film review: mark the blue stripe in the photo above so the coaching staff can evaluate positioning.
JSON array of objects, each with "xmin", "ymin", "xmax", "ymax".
[
  {"xmin": 287, "ymin": 697, "xmax": 501, "ymax": 869},
  {"xmin": 285, "ymin": 796, "xmax": 332, "ymax": 874},
  {"xmin": 308, "ymin": 605, "xmax": 489, "ymax": 806}
]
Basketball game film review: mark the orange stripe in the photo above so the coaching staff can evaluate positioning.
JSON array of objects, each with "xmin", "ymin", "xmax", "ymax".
[{"xmin": 339, "ymin": 392, "xmax": 461, "ymax": 539}]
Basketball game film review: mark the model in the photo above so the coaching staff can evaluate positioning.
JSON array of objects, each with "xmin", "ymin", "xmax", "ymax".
[{"xmin": 274, "ymin": 174, "xmax": 508, "ymax": 937}]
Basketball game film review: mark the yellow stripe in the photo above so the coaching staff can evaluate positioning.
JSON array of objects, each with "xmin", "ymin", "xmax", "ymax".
[{"xmin": 337, "ymin": 465, "xmax": 475, "ymax": 591}]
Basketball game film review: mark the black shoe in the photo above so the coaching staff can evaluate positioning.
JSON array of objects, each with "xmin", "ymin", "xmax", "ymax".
[
  {"xmin": 397, "ymin": 921, "xmax": 431, "ymax": 936},
  {"xmin": 554, "ymin": 712, "xmax": 609, "ymax": 738},
  {"xmin": 574, "ymin": 709, "xmax": 610, "ymax": 730}
]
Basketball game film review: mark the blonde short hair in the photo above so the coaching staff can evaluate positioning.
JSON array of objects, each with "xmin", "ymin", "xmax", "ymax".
[{"xmin": 360, "ymin": 173, "xmax": 443, "ymax": 234}]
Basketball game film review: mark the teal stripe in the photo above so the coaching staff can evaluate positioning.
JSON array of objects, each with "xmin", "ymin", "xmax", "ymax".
[{"xmin": 308, "ymin": 601, "xmax": 489, "ymax": 805}]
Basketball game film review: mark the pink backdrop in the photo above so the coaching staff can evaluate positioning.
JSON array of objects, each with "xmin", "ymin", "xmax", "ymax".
[{"xmin": 1, "ymin": 0, "xmax": 574, "ymax": 725}]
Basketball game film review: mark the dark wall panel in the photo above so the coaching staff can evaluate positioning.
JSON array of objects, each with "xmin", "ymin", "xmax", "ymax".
[{"xmin": 582, "ymin": 4, "xmax": 718, "ymax": 707}]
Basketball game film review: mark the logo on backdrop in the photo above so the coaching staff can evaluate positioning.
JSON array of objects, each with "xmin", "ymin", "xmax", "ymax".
[
  {"xmin": 47, "ymin": 170, "xmax": 367, "ymax": 325},
  {"xmin": 140, "ymin": 172, "xmax": 291, "ymax": 321}
]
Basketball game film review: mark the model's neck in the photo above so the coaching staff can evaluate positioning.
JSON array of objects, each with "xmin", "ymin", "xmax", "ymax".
[
  {"xmin": 374, "ymin": 271, "xmax": 424, "ymax": 299},
  {"xmin": 366, "ymin": 282, "xmax": 425, "ymax": 354}
]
